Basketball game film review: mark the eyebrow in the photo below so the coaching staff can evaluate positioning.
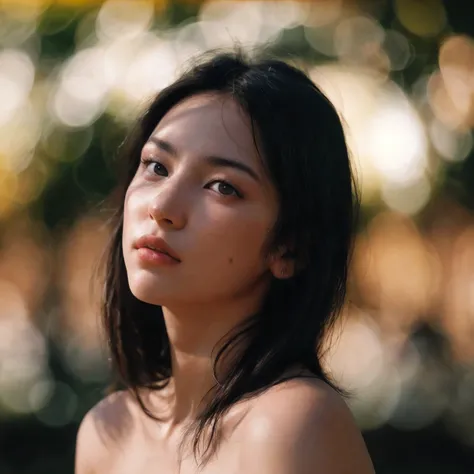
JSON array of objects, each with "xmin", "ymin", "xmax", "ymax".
[{"xmin": 146, "ymin": 136, "xmax": 262, "ymax": 183}]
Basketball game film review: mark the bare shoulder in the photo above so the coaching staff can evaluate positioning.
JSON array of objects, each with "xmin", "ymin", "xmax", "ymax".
[
  {"xmin": 240, "ymin": 377, "xmax": 375, "ymax": 474},
  {"xmin": 252, "ymin": 376, "xmax": 352, "ymax": 427},
  {"xmin": 75, "ymin": 390, "xmax": 140, "ymax": 474}
]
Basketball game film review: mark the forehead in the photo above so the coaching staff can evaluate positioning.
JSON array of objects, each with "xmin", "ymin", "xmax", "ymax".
[{"xmin": 149, "ymin": 93, "xmax": 263, "ymax": 166}]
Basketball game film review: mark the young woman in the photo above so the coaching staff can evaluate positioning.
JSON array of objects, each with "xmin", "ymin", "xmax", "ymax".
[{"xmin": 75, "ymin": 50, "xmax": 375, "ymax": 474}]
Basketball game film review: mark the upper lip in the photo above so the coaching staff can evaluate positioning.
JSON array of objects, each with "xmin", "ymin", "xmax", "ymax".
[{"xmin": 134, "ymin": 235, "xmax": 181, "ymax": 262}]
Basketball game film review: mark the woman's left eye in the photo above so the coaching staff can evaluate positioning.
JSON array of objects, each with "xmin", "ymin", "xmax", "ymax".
[{"xmin": 208, "ymin": 180, "xmax": 242, "ymax": 198}]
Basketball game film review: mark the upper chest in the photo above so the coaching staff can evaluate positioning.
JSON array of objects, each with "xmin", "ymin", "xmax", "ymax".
[
  {"xmin": 108, "ymin": 441, "xmax": 241, "ymax": 474},
  {"xmin": 104, "ymin": 401, "xmax": 251, "ymax": 474}
]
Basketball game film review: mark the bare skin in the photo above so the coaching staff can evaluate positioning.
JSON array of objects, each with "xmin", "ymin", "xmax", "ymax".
[
  {"xmin": 75, "ymin": 93, "xmax": 375, "ymax": 474},
  {"xmin": 75, "ymin": 377, "xmax": 375, "ymax": 474}
]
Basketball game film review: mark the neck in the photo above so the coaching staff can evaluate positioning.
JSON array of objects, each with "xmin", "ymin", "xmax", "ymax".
[{"xmin": 152, "ymin": 288, "xmax": 267, "ymax": 434}]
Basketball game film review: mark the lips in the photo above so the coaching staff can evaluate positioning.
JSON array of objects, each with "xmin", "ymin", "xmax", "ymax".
[{"xmin": 134, "ymin": 235, "xmax": 181, "ymax": 262}]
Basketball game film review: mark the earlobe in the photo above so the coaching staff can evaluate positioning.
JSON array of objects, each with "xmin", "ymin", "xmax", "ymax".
[
  {"xmin": 268, "ymin": 243, "xmax": 297, "ymax": 279},
  {"xmin": 270, "ymin": 258, "xmax": 296, "ymax": 280}
]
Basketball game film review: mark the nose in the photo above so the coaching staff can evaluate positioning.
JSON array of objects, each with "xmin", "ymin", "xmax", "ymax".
[{"xmin": 148, "ymin": 179, "xmax": 187, "ymax": 230}]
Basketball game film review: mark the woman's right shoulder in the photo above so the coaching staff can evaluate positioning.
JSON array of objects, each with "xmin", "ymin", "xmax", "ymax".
[{"xmin": 75, "ymin": 389, "xmax": 140, "ymax": 474}]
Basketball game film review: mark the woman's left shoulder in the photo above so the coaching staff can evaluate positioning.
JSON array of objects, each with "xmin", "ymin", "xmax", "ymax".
[
  {"xmin": 239, "ymin": 377, "xmax": 375, "ymax": 473},
  {"xmin": 251, "ymin": 376, "xmax": 351, "ymax": 431}
]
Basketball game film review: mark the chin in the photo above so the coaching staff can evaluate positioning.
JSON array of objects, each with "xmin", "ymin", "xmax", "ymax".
[
  {"xmin": 130, "ymin": 286, "xmax": 174, "ymax": 307},
  {"xmin": 126, "ymin": 272, "xmax": 167, "ymax": 306}
]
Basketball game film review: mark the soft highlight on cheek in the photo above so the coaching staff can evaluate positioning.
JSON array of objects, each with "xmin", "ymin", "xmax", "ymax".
[
  {"xmin": 124, "ymin": 184, "xmax": 147, "ymax": 218},
  {"xmin": 123, "ymin": 185, "xmax": 147, "ymax": 255}
]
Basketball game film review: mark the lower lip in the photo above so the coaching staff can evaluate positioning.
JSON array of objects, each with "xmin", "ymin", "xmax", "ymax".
[{"xmin": 136, "ymin": 248, "xmax": 181, "ymax": 266}]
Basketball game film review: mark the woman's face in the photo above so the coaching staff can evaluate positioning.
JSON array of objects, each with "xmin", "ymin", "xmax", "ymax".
[{"xmin": 122, "ymin": 93, "xmax": 282, "ymax": 307}]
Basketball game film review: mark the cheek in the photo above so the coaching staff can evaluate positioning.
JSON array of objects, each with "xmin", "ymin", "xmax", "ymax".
[
  {"xmin": 122, "ymin": 187, "xmax": 146, "ymax": 248},
  {"xmin": 123, "ymin": 186, "xmax": 147, "ymax": 224},
  {"xmin": 122, "ymin": 191, "xmax": 133, "ymax": 235},
  {"xmin": 125, "ymin": 184, "xmax": 142, "ymax": 210},
  {"xmin": 212, "ymin": 210, "xmax": 274, "ymax": 266}
]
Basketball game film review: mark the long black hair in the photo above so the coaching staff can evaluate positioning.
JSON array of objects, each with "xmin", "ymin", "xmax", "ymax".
[{"xmin": 101, "ymin": 48, "xmax": 359, "ymax": 467}]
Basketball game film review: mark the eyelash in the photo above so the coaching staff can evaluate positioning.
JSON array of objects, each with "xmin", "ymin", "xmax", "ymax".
[{"xmin": 139, "ymin": 158, "xmax": 243, "ymax": 198}]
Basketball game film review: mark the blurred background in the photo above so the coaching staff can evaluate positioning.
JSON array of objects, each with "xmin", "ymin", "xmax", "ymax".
[{"xmin": 0, "ymin": 0, "xmax": 473, "ymax": 472}]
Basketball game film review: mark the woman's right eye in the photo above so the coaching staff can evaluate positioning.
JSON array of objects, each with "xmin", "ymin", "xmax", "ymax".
[{"xmin": 140, "ymin": 158, "xmax": 167, "ymax": 176}]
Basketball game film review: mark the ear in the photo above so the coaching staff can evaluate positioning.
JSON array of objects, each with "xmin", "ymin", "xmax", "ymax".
[{"xmin": 268, "ymin": 245, "xmax": 297, "ymax": 280}]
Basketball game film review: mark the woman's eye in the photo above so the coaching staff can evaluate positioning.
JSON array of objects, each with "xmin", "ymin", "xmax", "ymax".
[
  {"xmin": 208, "ymin": 180, "xmax": 242, "ymax": 198},
  {"xmin": 141, "ymin": 158, "xmax": 167, "ymax": 176},
  {"xmin": 138, "ymin": 160, "xmax": 242, "ymax": 198}
]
